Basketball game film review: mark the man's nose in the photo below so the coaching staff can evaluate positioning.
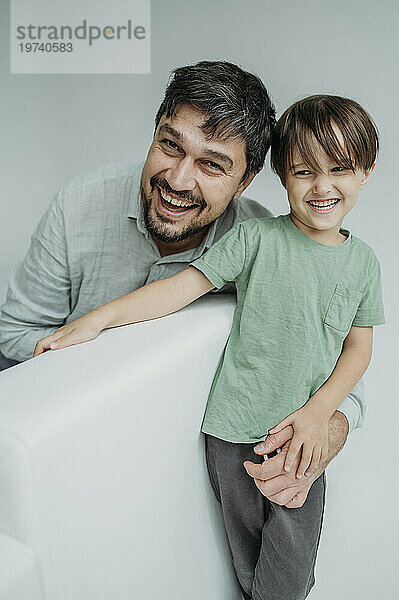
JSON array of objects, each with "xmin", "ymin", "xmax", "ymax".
[
  {"xmin": 312, "ymin": 173, "xmax": 333, "ymax": 196},
  {"xmin": 165, "ymin": 157, "xmax": 196, "ymax": 191}
]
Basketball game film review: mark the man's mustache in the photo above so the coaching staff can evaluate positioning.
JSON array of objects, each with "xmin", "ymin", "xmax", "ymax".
[{"xmin": 150, "ymin": 176, "xmax": 205, "ymax": 208}]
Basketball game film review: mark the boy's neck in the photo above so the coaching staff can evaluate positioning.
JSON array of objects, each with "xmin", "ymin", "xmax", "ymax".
[{"xmin": 290, "ymin": 213, "xmax": 347, "ymax": 246}]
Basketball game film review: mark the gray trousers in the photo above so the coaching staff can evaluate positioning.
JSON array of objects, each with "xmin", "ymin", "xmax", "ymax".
[
  {"xmin": 205, "ymin": 434, "xmax": 326, "ymax": 600},
  {"xmin": 0, "ymin": 350, "xmax": 20, "ymax": 372}
]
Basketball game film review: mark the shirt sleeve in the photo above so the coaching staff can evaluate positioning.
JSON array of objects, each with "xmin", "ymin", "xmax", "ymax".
[
  {"xmin": 352, "ymin": 251, "xmax": 385, "ymax": 327},
  {"xmin": 190, "ymin": 222, "xmax": 247, "ymax": 289},
  {"xmin": 0, "ymin": 190, "xmax": 72, "ymax": 362},
  {"xmin": 336, "ymin": 378, "xmax": 366, "ymax": 433}
]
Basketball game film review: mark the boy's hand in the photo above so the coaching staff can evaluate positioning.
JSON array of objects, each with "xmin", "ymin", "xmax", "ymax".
[
  {"xmin": 33, "ymin": 314, "xmax": 103, "ymax": 357},
  {"xmin": 253, "ymin": 425, "xmax": 293, "ymax": 456},
  {"xmin": 268, "ymin": 404, "xmax": 329, "ymax": 479}
]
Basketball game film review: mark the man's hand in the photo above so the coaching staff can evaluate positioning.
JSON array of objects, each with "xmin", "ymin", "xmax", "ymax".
[
  {"xmin": 243, "ymin": 411, "xmax": 349, "ymax": 508},
  {"xmin": 244, "ymin": 438, "xmax": 319, "ymax": 508}
]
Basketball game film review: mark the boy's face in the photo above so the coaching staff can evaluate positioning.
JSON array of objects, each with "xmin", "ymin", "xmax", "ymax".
[{"xmin": 284, "ymin": 145, "xmax": 371, "ymax": 239}]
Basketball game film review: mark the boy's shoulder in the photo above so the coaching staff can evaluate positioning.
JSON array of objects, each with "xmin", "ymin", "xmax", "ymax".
[
  {"xmin": 240, "ymin": 214, "xmax": 282, "ymax": 229},
  {"xmin": 349, "ymin": 233, "xmax": 380, "ymax": 264},
  {"xmin": 239, "ymin": 214, "xmax": 287, "ymax": 237}
]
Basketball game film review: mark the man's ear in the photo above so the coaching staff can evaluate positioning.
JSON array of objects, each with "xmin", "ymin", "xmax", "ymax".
[
  {"xmin": 233, "ymin": 167, "xmax": 263, "ymax": 200},
  {"xmin": 360, "ymin": 163, "xmax": 375, "ymax": 188}
]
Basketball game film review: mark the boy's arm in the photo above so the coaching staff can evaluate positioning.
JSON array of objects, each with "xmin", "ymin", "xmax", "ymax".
[
  {"xmin": 34, "ymin": 267, "xmax": 214, "ymax": 355},
  {"xmin": 307, "ymin": 326, "xmax": 373, "ymax": 419},
  {"xmin": 269, "ymin": 326, "xmax": 373, "ymax": 477}
]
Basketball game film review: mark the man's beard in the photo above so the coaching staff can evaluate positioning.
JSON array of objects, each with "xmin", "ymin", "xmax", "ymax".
[{"xmin": 142, "ymin": 176, "xmax": 210, "ymax": 244}]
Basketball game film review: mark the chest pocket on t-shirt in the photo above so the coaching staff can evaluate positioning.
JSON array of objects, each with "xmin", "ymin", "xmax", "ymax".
[{"xmin": 324, "ymin": 283, "xmax": 362, "ymax": 333}]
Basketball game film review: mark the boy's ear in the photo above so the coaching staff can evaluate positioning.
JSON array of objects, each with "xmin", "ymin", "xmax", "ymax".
[
  {"xmin": 360, "ymin": 163, "xmax": 375, "ymax": 188},
  {"xmin": 233, "ymin": 166, "xmax": 263, "ymax": 200}
]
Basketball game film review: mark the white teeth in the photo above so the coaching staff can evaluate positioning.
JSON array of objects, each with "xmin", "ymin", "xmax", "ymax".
[
  {"xmin": 308, "ymin": 199, "xmax": 339, "ymax": 210},
  {"xmin": 159, "ymin": 189, "xmax": 196, "ymax": 208}
]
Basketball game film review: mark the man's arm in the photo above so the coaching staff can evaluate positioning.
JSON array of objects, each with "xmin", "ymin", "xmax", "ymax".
[
  {"xmin": 243, "ymin": 410, "xmax": 348, "ymax": 508},
  {"xmin": 0, "ymin": 191, "xmax": 71, "ymax": 362},
  {"xmin": 336, "ymin": 378, "xmax": 366, "ymax": 432}
]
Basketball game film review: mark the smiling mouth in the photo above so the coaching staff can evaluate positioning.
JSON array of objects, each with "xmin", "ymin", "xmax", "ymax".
[
  {"xmin": 307, "ymin": 199, "xmax": 340, "ymax": 214},
  {"xmin": 157, "ymin": 186, "xmax": 201, "ymax": 215}
]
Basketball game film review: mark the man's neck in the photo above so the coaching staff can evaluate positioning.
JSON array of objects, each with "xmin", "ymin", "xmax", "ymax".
[{"xmin": 154, "ymin": 229, "xmax": 208, "ymax": 257}]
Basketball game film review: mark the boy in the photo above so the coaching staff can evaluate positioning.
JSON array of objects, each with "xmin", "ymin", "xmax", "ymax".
[{"xmin": 34, "ymin": 95, "xmax": 385, "ymax": 600}]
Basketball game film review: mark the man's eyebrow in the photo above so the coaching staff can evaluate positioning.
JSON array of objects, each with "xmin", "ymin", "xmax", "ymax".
[
  {"xmin": 158, "ymin": 124, "xmax": 183, "ymax": 141},
  {"xmin": 158, "ymin": 124, "xmax": 234, "ymax": 169},
  {"xmin": 202, "ymin": 148, "xmax": 234, "ymax": 170}
]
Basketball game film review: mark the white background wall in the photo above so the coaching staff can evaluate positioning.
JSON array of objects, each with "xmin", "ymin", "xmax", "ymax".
[{"xmin": 1, "ymin": 0, "xmax": 398, "ymax": 598}]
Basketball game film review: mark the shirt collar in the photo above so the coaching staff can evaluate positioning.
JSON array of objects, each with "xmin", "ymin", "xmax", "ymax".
[{"xmin": 127, "ymin": 162, "xmax": 148, "ymax": 235}]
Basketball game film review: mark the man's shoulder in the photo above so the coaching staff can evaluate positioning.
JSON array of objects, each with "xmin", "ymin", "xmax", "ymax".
[
  {"xmin": 214, "ymin": 197, "xmax": 276, "ymax": 244},
  {"xmin": 230, "ymin": 195, "xmax": 274, "ymax": 222},
  {"xmin": 60, "ymin": 161, "xmax": 142, "ymax": 195}
]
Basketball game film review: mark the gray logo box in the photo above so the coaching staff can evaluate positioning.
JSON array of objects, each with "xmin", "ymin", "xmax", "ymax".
[{"xmin": 11, "ymin": 0, "xmax": 151, "ymax": 74}]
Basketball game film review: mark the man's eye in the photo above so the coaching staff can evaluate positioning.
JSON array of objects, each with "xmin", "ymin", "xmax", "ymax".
[
  {"xmin": 161, "ymin": 139, "xmax": 180, "ymax": 151},
  {"xmin": 203, "ymin": 160, "xmax": 223, "ymax": 172}
]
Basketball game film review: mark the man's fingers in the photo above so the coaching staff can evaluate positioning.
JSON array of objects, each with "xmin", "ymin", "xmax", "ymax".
[
  {"xmin": 252, "ymin": 478, "xmax": 296, "ymax": 506},
  {"xmin": 268, "ymin": 416, "xmax": 291, "ymax": 434},
  {"xmin": 255, "ymin": 473, "xmax": 294, "ymax": 497},
  {"xmin": 284, "ymin": 491, "xmax": 308, "ymax": 508},
  {"xmin": 254, "ymin": 426, "xmax": 294, "ymax": 455},
  {"xmin": 268, "ymin": 486, "xmax": 297, "ymax": 506},
  {"xmin": 243, "ymin": 460, "xmax": 267, "ymax": 480}
]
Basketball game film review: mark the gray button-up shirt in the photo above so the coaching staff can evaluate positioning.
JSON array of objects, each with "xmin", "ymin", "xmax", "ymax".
[{"xmin": 0, "ymin": 161, "xmax": 364, "ymax": 430}]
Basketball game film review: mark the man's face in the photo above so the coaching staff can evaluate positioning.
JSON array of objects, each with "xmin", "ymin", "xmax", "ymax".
[
  {"xmin": 141, "ymin": 104, "xmax": 254, "ymax": 246},
  {"xmin": 285, "ymin": 145, "xmax": 371, "ymax": 238}
]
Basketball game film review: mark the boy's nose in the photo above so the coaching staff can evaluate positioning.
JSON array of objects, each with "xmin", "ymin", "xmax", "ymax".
[
  {"xmin": 165, "ymin": 157, "xmax": 196, "ymax": 191},
  {"xmin": 312, "ymin": 174, "xmax": 333, "ymax": 195}
]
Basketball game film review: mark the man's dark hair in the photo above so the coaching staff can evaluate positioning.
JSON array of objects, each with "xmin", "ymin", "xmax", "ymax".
[
  {"xmin": 271, "ymin": 95, "xmax": 379, "ymax": 184},
  {"xmin": 155, "ymin": 61, "xmax": 276, "ymax": 179}
]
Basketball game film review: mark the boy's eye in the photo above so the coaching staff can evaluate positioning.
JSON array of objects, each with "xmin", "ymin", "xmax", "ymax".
[
  {"xmin": 331, "ymin": 166, "xmax": 348, "ymax": 173},
  {"xmin": 294, "ymin": 169, "xmax": 312, "ymax": 176}
]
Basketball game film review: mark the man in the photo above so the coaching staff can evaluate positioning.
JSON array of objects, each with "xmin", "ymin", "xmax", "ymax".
[{"xmin": 0, "ymin": 62, "xmax": 363, "ymax": 525}]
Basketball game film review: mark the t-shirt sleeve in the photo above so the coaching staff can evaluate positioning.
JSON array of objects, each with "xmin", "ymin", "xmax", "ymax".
[
  {"xmin": 190, "ymin": 222, "xmax": 247, "ymax": 289},
  {"xmin": 352, "ymin": 251, "xmax": 385, "ymax": 326}
]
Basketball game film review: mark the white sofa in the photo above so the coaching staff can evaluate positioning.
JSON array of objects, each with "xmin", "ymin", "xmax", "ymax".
[{"xmin": 0, "ymin": 295, "xmax": 242, "ymax": 600}]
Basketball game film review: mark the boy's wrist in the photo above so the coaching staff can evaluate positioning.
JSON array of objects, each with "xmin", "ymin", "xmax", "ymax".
[
  {"xmin": 91, "ymin": 305, "xmax": 113, "ymax": 331},
  {"xmin": 305, "ymin": 393, "xmax": 335, "ymax": 422}
]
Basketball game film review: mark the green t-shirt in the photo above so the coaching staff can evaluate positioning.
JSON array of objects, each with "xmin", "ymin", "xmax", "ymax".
[{"xmin": 191, "ymin": 214, "xmax": 385, "ymax": 443}]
